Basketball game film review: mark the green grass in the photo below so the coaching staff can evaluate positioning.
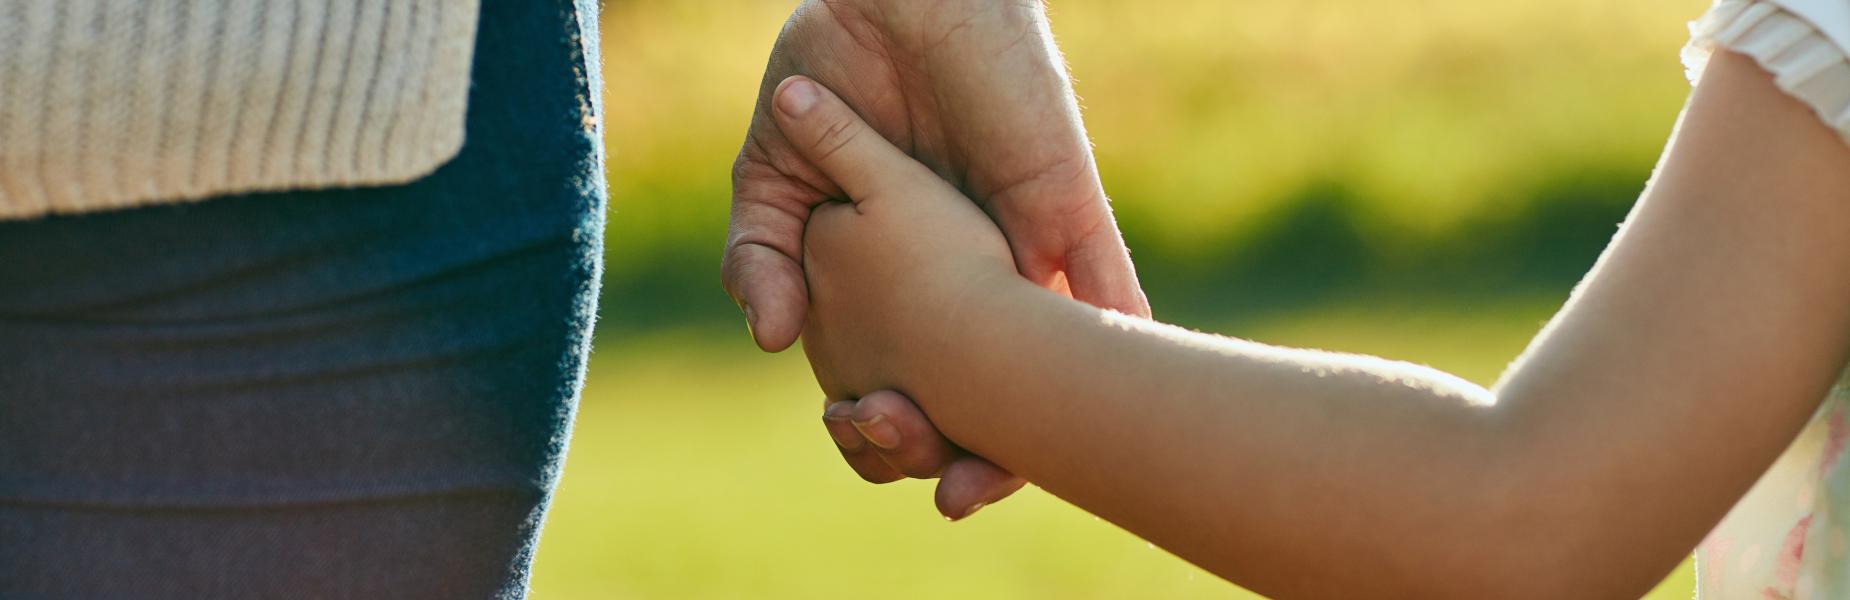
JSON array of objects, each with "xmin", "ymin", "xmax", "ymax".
[{"xmin": 529, "ymin": 296, "xmax": 1697, "ymax": 598}]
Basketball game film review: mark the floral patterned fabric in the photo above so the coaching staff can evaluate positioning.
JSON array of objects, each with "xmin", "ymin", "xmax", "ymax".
[{"xmin": 1697, "ymin": 381, "xmax": 1850, "ymax": 598}]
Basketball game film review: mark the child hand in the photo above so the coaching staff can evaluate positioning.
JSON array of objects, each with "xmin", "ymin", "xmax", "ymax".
[
  {"xmin": 769, "ymin": 75, "xmax": 1018, "ymax": 421},
  {"xmin": 771, "ymin": 75, "xmax": 1034, "ymax": 517}
]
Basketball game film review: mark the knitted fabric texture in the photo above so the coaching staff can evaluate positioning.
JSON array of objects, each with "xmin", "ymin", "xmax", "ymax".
[{"xmin": 0, "ymin": 0, "xmax": 480, "ymax": 220}]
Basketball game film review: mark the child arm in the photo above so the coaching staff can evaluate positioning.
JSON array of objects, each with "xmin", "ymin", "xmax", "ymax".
[{"xmin": 782, "ymin": 48, "xmax": 1850, "ymax": 598}]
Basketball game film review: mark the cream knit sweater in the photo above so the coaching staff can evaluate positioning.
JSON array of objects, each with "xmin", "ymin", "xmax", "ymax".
[{"xmin": 0, "ymin": 0, "xmax": 481, "ymax": 221}]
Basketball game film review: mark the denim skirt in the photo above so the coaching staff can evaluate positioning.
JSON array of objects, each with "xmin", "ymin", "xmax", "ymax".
[{"xmin": 0, "ymin": 0, "xmax": 605, "ymax": 597}]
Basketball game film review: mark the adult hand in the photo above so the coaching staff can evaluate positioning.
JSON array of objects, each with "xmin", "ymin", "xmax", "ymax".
[
  {"xmin": 822, "ymin": 392, "xmax": 1031, "ymax": 520},
  {"xmin": 724, "ymin": 0, "xmax": 1149, "ymax": 517}
]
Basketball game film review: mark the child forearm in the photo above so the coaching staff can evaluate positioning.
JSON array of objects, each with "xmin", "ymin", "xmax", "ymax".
[
  {"xmin": 892, "ymin": 277, "xmax": 1551, "ymax": 598},
  {"xmin": 780, "ymin": 47, "xmax": 1850, "ymax": 598},
  {"xmin": 878, "ymin": 51, "xmax": 1850, "ymax": 598}
]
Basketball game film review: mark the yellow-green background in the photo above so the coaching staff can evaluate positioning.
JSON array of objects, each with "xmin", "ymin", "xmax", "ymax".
[{"xmin": 533, "ymin": 0, "xmax": 1710, "ymax": 597}]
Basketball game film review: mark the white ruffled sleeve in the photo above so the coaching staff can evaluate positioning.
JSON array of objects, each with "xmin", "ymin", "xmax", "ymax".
[{"xmin": 1685, "ymin": 0, "xmax": 1850, "ymax": 145}]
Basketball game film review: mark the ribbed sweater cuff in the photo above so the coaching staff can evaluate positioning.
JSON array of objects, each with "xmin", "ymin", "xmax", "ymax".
[{"xmin": 0, "ymin": 0, "xmax": 480, "ymax": 220}]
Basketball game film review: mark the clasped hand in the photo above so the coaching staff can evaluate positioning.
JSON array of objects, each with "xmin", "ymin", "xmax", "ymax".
[{"xmin": 722, "ymin": 0, "xmax": 1146, "ymax": 519}]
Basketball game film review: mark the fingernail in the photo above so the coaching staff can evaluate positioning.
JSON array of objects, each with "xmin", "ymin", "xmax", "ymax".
[
  {"xmin": 823, "ymin": 404, "xmax": 864, "ymax": 451},
  {"xmin": 825, "ymin": 422, "xmax": 865, "ymax": 452},
  {"xmin": 778, "ymin": 78, "xmax": 820, "ymax": 117},
  {"xmin": 949, "ymin": 502, "xmax": 987, "ymax": 522},
  {"xmin": 742, "ymin": 303, "xmax": 757, "ymax": 335},
  {"xmin": 851, "ymin": 414, "xmax": 901, "ymax": 450}
]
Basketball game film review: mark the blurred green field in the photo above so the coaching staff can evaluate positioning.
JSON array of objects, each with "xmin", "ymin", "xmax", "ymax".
[{"xmin": 539, "ymin": 0, "xmax": 1716, "ymax": 596}]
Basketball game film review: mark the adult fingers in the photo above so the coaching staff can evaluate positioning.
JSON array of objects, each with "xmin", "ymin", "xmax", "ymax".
[
  {"xmin": 769, "ymin": 76, "xmax": 939, "ymax": 204},
  {"xmin": 823, "ymin": 400, "xmax": 903, "ymax": 484},
  {"xmin": 935, "ymin": 456, "xmax": 1028, "ymax": 521},
  {"xmin": 1063, "ymin": 220, "xmax": 1152, "ymax": 318},
  {"xmin": 723, "ymin": 142, "xmax": 826, "ymax": 352},
  {"xmin": 720, "ymin": 238, "xmax": 808, "ymax": 352},
  {"xmin": 848, "ymin": 391, "xmax": 1028, "ymax": 519},
  {"xmin": 849, "ymin": 390, "xmax": 964, "ymax": 479}
]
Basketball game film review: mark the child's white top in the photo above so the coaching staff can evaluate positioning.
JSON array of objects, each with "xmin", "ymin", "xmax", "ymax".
[
  {"xmin": 1685, "ymin": 5, "xmax": 1850, "ymax": 595},
  {"xmin": 1686, "ymin": 0, "xmax": 1850, "ymax": 145}
]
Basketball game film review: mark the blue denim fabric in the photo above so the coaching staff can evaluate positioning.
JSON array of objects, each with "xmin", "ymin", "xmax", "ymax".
[{"xmin": 0, "ymin": 0, "xmax": 605, "ymax": 596}]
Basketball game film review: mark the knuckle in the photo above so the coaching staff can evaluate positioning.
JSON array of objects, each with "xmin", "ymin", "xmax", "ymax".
[
  {"xmin": 810, "ymin": 118, "xmax": 861, "ymax": 163},
  {"xmin": 896, "ymin": 458, "xmax": 946, "ymax": 479},
  {"xmin": 857, "ymin": 468, "xmax": 903, "ymax": 484},
  {"xmin": 986, "ymin": 153, "xmax": 1102, "ymax": 222},
  {"xmin": 886, "ymin": 440, "xmax": 954, "ymax": 478},
  {"xmin": 731, "ymin": 141, "xmax": 785, "ymax": 189},
  {"xmin": 729, "ymin": 148, "xmax": 759, "ymax": 186}
]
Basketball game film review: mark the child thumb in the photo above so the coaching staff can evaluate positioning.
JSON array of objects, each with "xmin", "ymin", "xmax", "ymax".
[{"xmin": 771, "ymin": 76, "xmax": 931, "ymax": 204}]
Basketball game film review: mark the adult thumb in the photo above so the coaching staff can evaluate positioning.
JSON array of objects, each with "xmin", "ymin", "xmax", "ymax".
[{"xmin": 771, "ymin": 76, "xmax": 934, "ymax": 204}]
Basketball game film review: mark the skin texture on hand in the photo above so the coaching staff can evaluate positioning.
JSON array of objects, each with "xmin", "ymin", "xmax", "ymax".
[
  {"xmin": 725, "ymin": 0, "xmax": 1147, "ymax": 349},
  {"xmin": 820, "ymin": 391, "xmax": 1027, "ymax": 519},
  {"xmin": 770, "ymin": 74, "xmax": 1033, "ymax": 519},
  {"xmin": 724, "ymin": 0, "xmax": 1147, "ymax": 515}
]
